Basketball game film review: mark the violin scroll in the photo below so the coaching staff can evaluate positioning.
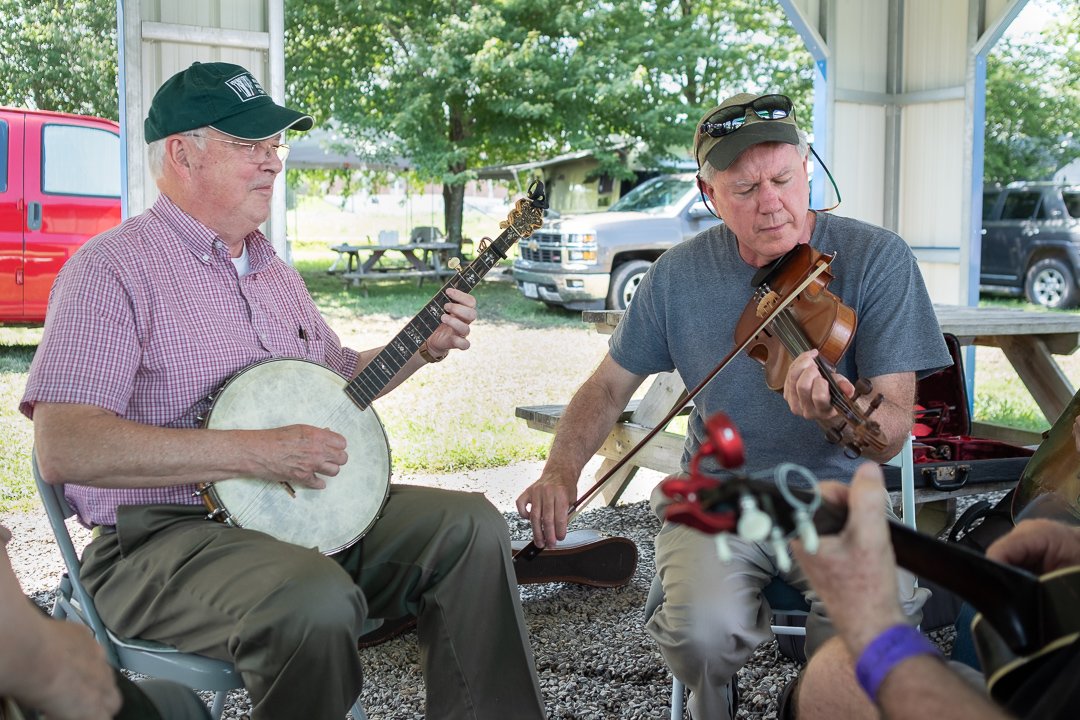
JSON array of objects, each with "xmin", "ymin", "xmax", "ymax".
[{"xmin": 822, "ymin": 378, "xmax": 887, "ymax": 458}]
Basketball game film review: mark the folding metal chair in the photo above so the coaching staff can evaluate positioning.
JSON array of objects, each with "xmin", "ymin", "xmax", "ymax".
[
  {"xmin": 644, "ymin": 573, "xmax": 810, "ymax": 719},
  {"xmin": 32, "ymin": 450, "xmax": 368, "ymax": 719},
  {"xmin": 408, "ymin": 225, "xmax": 444, "ymax": 243}
]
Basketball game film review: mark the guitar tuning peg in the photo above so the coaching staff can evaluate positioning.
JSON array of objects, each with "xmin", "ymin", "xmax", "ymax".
[
  {"xmin": 714, "ymin": 533, "xmax": 734, "ymax": 564},
  {"xmin": 794, "ymin": 508, "xmax": 819, "ymax": 555},
  {"xmin": 447, "ymin": 257, "xmax": 462, "ymax": 272},
  {"xmin": 737, "ymin": 494, "xmax": 772, "ymax": 543},
  {"xmin": 769, "ymin": 527, "xmax": 791, "ymax": 573}
]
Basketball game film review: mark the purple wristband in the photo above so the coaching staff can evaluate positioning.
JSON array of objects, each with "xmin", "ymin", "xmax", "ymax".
[{"xmin": 854, "ymin": 624, "xmax": 941, "ymax": 703}]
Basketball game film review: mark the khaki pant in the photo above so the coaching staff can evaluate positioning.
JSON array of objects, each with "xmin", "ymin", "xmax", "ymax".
[{"xmin": 80, "ymin": 485, "xmax": 545, "ymax": 720}]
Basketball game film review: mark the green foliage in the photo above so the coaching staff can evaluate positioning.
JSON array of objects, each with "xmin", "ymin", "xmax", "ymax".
[
  {"xmin": 0, "ymin": 0, "xmax": 118, "ymax": 117},
  {"xmin": 284, "ymin": 0, "xmax": 813, "ymax": 241},
  {"xmin": 984, "ymin": 0, "xmax": 1080, "ymax": 183}
]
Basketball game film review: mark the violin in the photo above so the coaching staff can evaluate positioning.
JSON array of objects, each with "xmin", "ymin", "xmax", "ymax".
[
  {"xmin": 514, "ymin": 242, "xmax": 887, "ymax": 564},
  {"xmin": 736, "ymin": 243, "xmax": 887, "ymax": 457}
]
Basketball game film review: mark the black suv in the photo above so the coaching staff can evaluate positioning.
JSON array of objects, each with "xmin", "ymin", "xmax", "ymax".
[{"xmin": 980, "ymin": 182, "xmax": 1080, "ymax": 308}]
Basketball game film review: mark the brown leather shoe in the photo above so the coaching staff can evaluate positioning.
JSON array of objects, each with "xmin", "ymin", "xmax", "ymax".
[
  {"xmin": 357, "ymin": 615, "xmax": 417, "ymax": 649},
  {"xmin": 511, "ymin": 529, "xmax": 638, "ymax": 588}
]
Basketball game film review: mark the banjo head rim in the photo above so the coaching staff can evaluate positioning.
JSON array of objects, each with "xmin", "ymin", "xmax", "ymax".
[{"xmin": 200, "ymin": 358, "xmax": 392, "ymax": 554}]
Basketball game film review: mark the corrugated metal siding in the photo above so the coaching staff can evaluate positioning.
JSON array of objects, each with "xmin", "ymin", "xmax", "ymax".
[
  {"xmin": 834, "ymin": 0, "xmax": 890, "ymax": 92},
  {"xmin": 919, "ymin": 262, "xmax": 962, "ymax": 304},
  {"xmin": 832, "ymin": 102, "xmax": 886, "ymax": 226},
  {"xmin": 898, "ymin": 99, "xmax": 965, "ymax": 254},
  {"xmin": 135, "ymin": 0, "xmax": 272, "ymax": 213},
  {"xmin": 776, "ymin": 1, "xmax": 1038, "ymax": 305},
  {"xmin": 147, "ymin": 0, "xmax": 266, "ymax": 30},
  {"xmin": 903, "ymin": 0, "xmax": 967, "ymax": 91},
  {"xmin": 900, "ymin": 100, "xmax": 967, "ymax": 305}
]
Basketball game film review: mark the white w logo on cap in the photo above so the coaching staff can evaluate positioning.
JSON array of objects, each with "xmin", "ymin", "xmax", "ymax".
[{"xmin": 225, "ymin": 73, "xmax": 267, "ymax": 102}]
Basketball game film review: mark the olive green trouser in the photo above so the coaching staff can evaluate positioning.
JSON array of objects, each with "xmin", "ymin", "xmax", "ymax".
[{"xmin": 80, "ymin": 485, "xmax": 545, "ymax": 720}]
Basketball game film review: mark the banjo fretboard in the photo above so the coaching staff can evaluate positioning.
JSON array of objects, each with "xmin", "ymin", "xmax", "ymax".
[{"xmin": 344, "ymin": 182, "xmax": 547, "ymax": 409}]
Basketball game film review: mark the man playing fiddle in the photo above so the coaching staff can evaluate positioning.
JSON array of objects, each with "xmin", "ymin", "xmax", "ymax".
[{"xmin": 516, "ymin": 92, "xmax": 951, "ymax": 719}]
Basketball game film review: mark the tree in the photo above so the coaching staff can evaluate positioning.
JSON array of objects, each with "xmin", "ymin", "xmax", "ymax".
[
  {"xmin": 984, "ymin": 0, "xmax": 1080, "ymax": 184},
  {"xmin": 285, "ymin": 0, "xmax": 812, "ymax": 246},
  {"xmin": 0, "ymin": 0, "xmax": 118, "ymax": 118}
]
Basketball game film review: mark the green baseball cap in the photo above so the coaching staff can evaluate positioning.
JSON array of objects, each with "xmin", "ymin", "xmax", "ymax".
[
  {"xmin": 694, "ymin": 93, "xmax": 800, "ymax": 171},
  {"xmin": 144, "ymin": 61, "xmax": 313, "ymax": 143}
]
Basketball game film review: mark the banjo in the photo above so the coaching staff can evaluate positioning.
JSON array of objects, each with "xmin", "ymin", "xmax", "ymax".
[{"xmin": 198, "ymin": 182, "xmax": 548, "ymax": 554}]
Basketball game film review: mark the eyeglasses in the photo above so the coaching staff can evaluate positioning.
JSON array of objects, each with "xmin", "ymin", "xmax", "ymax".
[
  {"xmin": 699, "ymin": 94, "xmax": 795, "ymax": 138},
  {"xmin": 190, "ymin": 134, "xmax": 290, "ymax": 163}
]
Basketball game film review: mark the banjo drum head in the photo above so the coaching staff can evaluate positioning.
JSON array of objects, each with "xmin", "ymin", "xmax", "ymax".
[{"xmin": 204, "ymin": 358, "xmax": 391, "ymax": 554}]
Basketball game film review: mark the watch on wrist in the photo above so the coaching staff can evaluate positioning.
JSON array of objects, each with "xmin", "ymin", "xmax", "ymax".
[{"xmin": 419, "ymin": 342, "xmax": 446, "ymax": 363}]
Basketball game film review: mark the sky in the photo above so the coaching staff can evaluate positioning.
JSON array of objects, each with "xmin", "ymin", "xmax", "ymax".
[{"xmin": 1003, "ymin": 0, "xmax": 1056, "ymax": 41}]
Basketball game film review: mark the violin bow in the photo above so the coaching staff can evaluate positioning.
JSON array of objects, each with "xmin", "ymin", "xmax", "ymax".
[{"xmin": 514, "ymin": 253, "xmax": 835, "ymax": 562}]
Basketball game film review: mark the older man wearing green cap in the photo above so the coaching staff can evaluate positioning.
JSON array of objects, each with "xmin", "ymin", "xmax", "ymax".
[
  {"xmin": 516, "ymin": 91, "xmax": 951, "ymax": 719},
  {"xmin": 23, "ymin": 61, "xmax": 545, "ymax": 719}
]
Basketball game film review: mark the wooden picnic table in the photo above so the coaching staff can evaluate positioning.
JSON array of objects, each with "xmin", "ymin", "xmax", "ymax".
[
  {"xmin": 516, "ymin": 304, "xmax": 1080, "ymax": 510},
  {"xmin": 328, "ymin": 241, "xmax": 459, "ymax": 287}
]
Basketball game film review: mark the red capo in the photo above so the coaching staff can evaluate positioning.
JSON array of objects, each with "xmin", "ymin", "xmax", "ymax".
[{"xmin": 661, "ymin": 413, "xmax": 746, "ymax": 534}]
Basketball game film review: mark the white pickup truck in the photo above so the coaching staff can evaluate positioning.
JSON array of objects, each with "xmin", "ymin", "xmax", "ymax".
[{"xmin": 511, "ymin": 173, "xmax": 722, "ymax": 310}]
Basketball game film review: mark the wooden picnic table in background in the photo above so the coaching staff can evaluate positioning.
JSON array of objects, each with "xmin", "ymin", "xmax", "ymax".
[{"xmin": 328, "ymin": 241, "xmax": 458, "ymax": 288}]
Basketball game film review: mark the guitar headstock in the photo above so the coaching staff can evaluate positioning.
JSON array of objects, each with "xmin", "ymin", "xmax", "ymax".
[
  {"xmin": 662, "ymin": 413, "xmax": 825, "ymax": 571},
  {"xmin": 665, "ymin": 417, "xmax": 1060, "ymax": 666}
]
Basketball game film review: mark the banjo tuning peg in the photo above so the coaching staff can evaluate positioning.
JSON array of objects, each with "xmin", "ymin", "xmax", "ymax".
[{"xmin": 794, "ymin": 508, "xmax": 820, "ymax": 555}]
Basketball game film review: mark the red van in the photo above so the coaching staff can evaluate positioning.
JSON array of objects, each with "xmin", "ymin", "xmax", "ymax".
[{"xmin": 0, "ymin": 107, "xmax": 122, "ymax": 325}]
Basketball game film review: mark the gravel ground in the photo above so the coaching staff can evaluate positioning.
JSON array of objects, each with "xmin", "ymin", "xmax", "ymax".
[{"xmin": 2, "ymin": 462, "xmax": 1003, "ymax": 719}]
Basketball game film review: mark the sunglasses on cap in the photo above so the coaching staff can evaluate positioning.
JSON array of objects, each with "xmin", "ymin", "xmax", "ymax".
[{"xmin": 699, "ymin": 94, "xmax": 795, "ymax": 138}]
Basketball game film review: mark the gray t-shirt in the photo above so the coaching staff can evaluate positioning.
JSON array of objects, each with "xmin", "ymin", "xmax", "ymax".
[{"xmin": 609, "ymin": 211, "xmax": 952, "ymax": 481}]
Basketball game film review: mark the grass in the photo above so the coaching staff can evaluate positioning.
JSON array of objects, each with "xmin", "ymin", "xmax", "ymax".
[
  {"xmin": 287, "ymin": 193, "xmax": 512, "ymax": 249},
  {"xmin": 969, "ymin": 297, "xmax": 1080, "ymax": 431},
  {"xmin": 0, "ymin": 329, "xmax": 37, "ymax": 511}
]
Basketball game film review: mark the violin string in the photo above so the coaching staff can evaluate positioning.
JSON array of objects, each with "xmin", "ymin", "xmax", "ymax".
[
  {"xmin": 751, "ymin": 269, "xmax": 885, "ymax": 454},
  {"xmin": 766, "ymin": 294, "xmax": 860, "ymax": 420},
  {"xmin": 767, "ymin": 302, "xmax": 884, "ymax": 450}
]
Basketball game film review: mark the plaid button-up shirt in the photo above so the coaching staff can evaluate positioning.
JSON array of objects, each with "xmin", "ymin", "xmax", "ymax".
[{"xmin": 21, "ymin": 195, "xmax": 359, "ymax": 527}]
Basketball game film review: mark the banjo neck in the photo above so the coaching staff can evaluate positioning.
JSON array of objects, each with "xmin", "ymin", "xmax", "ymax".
[{"xmin": 343, "ymin": 181, "xmax": 548, "ymax": 411}]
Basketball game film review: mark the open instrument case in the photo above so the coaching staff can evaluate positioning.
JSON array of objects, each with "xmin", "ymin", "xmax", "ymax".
[{"xmin": 881, "ymin": 333, "xmax": 1035, "ymax": 493}]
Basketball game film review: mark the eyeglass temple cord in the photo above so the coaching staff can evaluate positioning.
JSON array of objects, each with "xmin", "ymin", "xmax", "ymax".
[
  {"xmin": 696, "ymin": 143, "xmax": 843, "ymax": 219},
  {"xmin": 808, "ymin": 144, "xmax": 842, "ymax": 212}
]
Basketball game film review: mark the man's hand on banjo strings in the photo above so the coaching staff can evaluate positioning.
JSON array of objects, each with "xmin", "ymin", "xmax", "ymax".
[{"xmin": 250, "ymin": 424, "xmax": 348, "ymax": 490}]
